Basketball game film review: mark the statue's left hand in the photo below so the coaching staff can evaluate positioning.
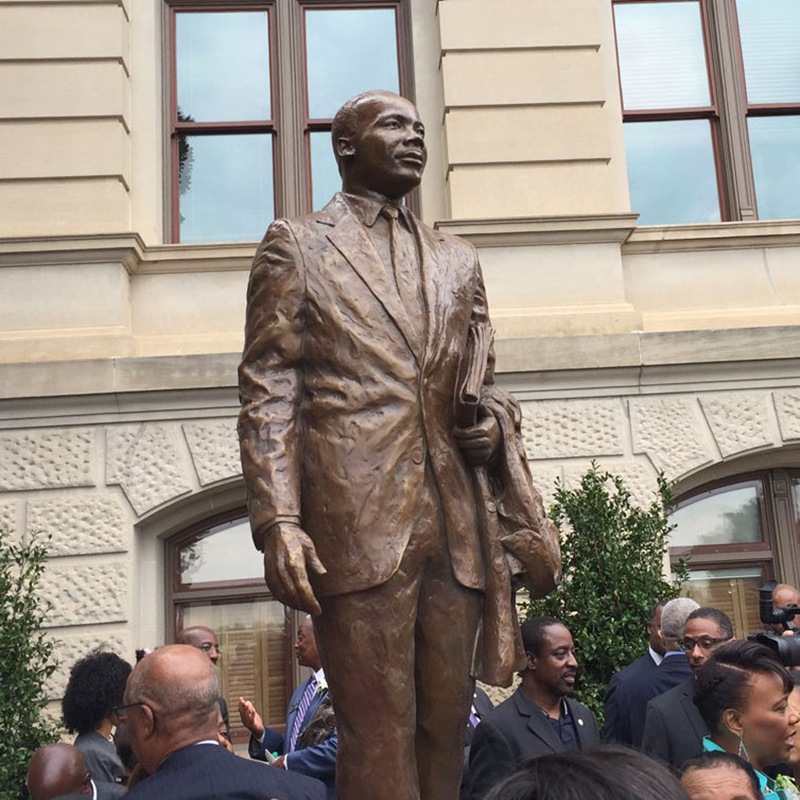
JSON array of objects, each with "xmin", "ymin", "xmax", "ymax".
[
  {"xmin": 264, "ymin": 522, "xmax": 327, "ymax": 615},
  {"xmin": 454, "ymin": 414, "xmax": 500, "ymax": 466}
]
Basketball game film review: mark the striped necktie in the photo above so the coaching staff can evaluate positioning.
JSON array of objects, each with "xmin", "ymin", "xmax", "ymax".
[{"xmin": 287, "ymin": 675, "xmax": 317, "ymax": 752}]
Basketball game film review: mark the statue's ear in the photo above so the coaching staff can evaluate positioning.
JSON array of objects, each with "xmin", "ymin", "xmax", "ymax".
[{"xmin": 335, "ymin": 136, "xmax": 355, "ymax": 159}]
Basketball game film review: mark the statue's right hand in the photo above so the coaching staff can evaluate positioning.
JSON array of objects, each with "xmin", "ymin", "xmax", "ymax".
[{"xmin": 264, "ymin": 522, "xmax": 326, "ymax": 615}]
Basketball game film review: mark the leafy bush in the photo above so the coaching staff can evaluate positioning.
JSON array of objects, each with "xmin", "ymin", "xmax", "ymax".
[
  {"xmin": 527, "ymin": 463, "xmax": 687, "ymax": 721},
  {"xmin": 0, "ymin": 530, "xmax": 59, "ymax": 800}
]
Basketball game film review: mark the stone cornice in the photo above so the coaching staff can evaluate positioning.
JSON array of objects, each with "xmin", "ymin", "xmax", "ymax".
[
  {"xmin": 624, "ymin": 219, "xmax": 800, "ymax": 254},
  {"xmin": 435, "ymin": 213, "xmax": 639, "ymax": 246},
  {"xmin": 0, "ymin": 234, "xmax": 257, "ymax": 274}
]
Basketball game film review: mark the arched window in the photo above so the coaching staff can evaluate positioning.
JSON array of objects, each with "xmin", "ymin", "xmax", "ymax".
[
  {"xmin": 669, "ymin": 469, "xmax": 800, "ymax": 636},
  {"xmin": 167, "ymin": 513, "xmax": 296, "ymax": 744}
]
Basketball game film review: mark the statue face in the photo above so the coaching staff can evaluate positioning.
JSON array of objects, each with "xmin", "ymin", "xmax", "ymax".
[{"xmin": 339, "ymin": 93, "xmax": 427, "ymax": 201}]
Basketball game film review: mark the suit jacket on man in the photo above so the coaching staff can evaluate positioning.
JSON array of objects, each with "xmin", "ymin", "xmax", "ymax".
[
  {"xmin": 466, "ymin": 687, "xmax": 599, "ymax": 800},
  {"xmin": 610, "ymin": 651, "xmax": 692, "ymax": 748},
  {"xmin": 601, "ymin": 651, "xmax": 659, "ymax": 745},
  {"xmin": 239, "ymin": 192, "xmax": 490, "ymax": 599},
  {"xmin": 249, "ymin": 675, "xmax": 336, "ymax": 791},
  {"xmin": 125, "ymin": 741, "xmax": 326, "ymax": 800},
  {"xmin": 641, "ymin": 679, "xmax": 708, "ymax": 770}
]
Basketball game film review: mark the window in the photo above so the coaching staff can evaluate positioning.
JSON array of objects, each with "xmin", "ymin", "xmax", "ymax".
[
  {"xmin": 168, "ymin": 1, "xmax": 407, "ymax": 244},
  {"xmin": 667, "ymin": 470, "xmax": 800, "ymax": 637},
  {"xmin": 613, "ymin": 0, "xmax": 800, "ymax": 225},
  {"xmin": 168, "ymin": 514, "xmax": 295, "ymax": 744}
]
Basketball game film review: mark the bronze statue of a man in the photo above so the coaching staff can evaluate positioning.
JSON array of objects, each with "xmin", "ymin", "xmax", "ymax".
[{"xmin": 239, "ymin": 90, "xmax": 560, "ymax": 800}]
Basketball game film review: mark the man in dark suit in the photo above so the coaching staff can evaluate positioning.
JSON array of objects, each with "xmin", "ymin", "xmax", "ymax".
[
  {"xmin": 607, "ymin": 597, "xmax": 698, "ymax": 748},
  {"xmin": 238, "ymin": 90, "xmax": 560, "ymax": 800},
  {"xmin": 465, "ymin": 617, "xmax": 599, "ymax": 800},
  {"xmin": 239, "ymin": 615, "xmax": 336, "ymax": 796},
  {"xmin": 120, "ymin": 645, "xmax": 326, "ymax": 800},
  {"xmin": 642, "ymin": 606, "xmax": 734, "ymax": 770},
  {"xmin": 602, "ymin": 600, "xmax": 666, "ymax": 744}
]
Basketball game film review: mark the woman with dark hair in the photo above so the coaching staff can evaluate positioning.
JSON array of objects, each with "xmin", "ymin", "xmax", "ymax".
[
  {"xmin": 693, "ymin": 640, "xmax": 798, "ymax": 800},
  {"xmin": 62, "ymin": 651, "xmax": 132, "ymax": 798},
  {"xmin": 483, "ymin": 745, "xmax": 690, "ymax": 800}
]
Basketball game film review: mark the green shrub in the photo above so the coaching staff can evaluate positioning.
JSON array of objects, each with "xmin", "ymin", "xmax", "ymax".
[
  {"xmin": 0, "ymin": 530, "xmax": 59, "ymax": 800},
  {"xmin": 526, "ymin": 463, "xmax": 687, "ymax": 722}
]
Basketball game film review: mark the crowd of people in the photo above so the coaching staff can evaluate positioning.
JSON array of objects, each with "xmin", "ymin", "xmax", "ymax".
[{"xmin": 25, "ymin": 582, "xmax": 800, "ymax": 800}]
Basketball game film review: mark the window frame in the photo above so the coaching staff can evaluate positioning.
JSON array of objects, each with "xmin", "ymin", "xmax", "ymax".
[
  {"xmin": 612, "ymin": 0, "xmax": 800, "ymax": 223},
  {"xmin": 165, "ymin": 0, "xmax": 412, "ymax": 243},
  {"xmin": 167, "ymin": 508, "xmax": 299, "ymax": 744}
]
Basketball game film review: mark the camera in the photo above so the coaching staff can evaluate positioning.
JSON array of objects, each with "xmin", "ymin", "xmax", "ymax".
[{"xmin": 748, "ymin": 580, "xmax": 800, "ymax": 667}]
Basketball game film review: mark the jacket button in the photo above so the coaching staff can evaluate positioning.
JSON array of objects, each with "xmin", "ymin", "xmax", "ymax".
[{"xmin": 412, "ymin": 448, "xmax": 424, "ymax": 464}]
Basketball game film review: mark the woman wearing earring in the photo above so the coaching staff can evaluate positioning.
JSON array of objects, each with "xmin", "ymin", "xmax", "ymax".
[{"xmin": 694, "ymin": 640, "xmax": 798, "ymax": 799}]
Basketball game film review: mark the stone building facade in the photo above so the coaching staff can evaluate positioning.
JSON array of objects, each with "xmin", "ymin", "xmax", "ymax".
[{"xmin": 2, "ymin": 0, "xmax": 799, "ymax": 732}]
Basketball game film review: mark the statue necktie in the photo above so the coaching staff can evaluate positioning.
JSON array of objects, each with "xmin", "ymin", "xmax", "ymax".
[{"xmin": 381, "ymin": 204, "xmax": 423, "ymax": 322}]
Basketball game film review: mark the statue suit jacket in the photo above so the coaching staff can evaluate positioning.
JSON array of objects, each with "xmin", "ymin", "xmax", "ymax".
[
  {"xmin": 466, "ymin": 687, "xmax": 600, "ymax": 800},
  {"xmin": 239, "ymin": 192, "xmax": 491, "ymax": 598},
  {"xmin": 249, "ymin": 675, "xmax": 336, "ymax": 793},
  {"xmin": 124, "ymin": 741, "xmax": 326, "ymax": 800},
  {"xmin": 601, "ymin": 651, "xmax": 660, "ymax": 745},
  {"xmin": 641, "ymin": 679, "xmax": 708, "ymax": 770}
]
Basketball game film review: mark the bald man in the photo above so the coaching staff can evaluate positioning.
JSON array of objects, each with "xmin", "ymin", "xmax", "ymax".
[
  {"xmin": 27, "ymin": 743, "xmax": 93, "ymax": 800},
  {"xmin": 120, "ymin": 645, "xmax": 325, "ymax": 800}
]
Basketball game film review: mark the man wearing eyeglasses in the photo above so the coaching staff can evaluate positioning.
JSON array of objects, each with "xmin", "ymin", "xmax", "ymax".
[
  {"xmin": 176, "ymin": 626, "xmax": 229, "ymax": 741},
  {"xmin": 642, "ymin": 606, "xmax": 735, "ymax": 770},
  {"xmin": 117, "ymin": 645, "xmax": 326, "ymax": 800}
]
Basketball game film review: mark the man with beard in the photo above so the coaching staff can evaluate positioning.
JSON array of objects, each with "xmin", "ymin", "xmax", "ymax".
[{"xmin": 466, "ymin": 617, "xmax": 599, "ymax": 800}]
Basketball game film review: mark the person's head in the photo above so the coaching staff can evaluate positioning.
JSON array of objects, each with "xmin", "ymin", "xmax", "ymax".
[
  {"xmin": 61, "ymin": 651, "xmax": 132, "ymax": 735},
  {"xmin": 484, "ymin": 745, "xmax": 689, "ymax": 800},
  {"xmin": 175, "ymin": 625, "xmax": 221, "ymax": 665},
  {"xmin": 295, "ymin": 615, "xmax": 322, "ymax": 671},
  {"xmin": 332, "ymin": 90, "xmax": 426, "ymax": 201},
  {"xmin": 27, "ymin": 743, "xmax": 92, "ymax": 800},
  {"xmin": 520, "ymin": 617, "xmax": 578, "ymax": 703},
  {"xmin": 681, "ymin": 607, "xmax": 734, "ymax": 675},
  {"xmin": 694, "ymin": 640, "xmax": 797, "ymax": 770},
  {"xmin": 648, "ymin": 601, "xmax": 668, "ymax": 657},
  {"xmin": 660, "ymin": 598, "xmax": 701, "ymax": 652},
  {"xmin": 118, "ymin": 644, "xmax": 220, "ymax": 775},
  {"xmin": 773, "ymin": 583, "xmax": 800, "ymax": 610},
  {"xmin": 788, "ymin": 672, "xmax": 800, "ymax": 766},
  {"xmin": 681, "ymin": 751, "xmax": 761, "ymax": 800}
]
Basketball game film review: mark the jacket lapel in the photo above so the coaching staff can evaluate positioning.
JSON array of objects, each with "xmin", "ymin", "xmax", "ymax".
[
  {"xmin": 322, "ymin": 195, "xmax": 423, "ymax": 362},
  {"xmin": 566, "ymin": 698, "xmax": 595, "ymax": 748},
  {"xmin": 514, "ymin": 690, "xmax": 562, "ymax": 753}
]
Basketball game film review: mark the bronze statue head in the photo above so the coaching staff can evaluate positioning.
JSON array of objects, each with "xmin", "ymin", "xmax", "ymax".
[{"xmin": 332, "ymin": 90, "xmax": 427, "ymax": 202}]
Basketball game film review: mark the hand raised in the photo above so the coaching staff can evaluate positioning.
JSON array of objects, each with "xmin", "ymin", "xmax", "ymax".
[{"xmin": 238, "ymin": 696, "xmax": 265, "ymax": 737}]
